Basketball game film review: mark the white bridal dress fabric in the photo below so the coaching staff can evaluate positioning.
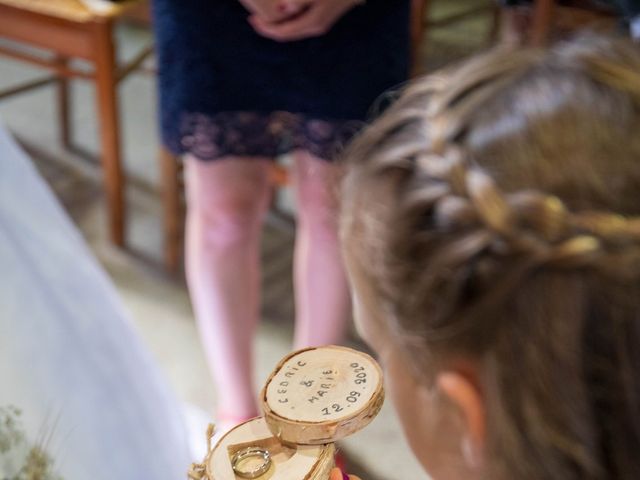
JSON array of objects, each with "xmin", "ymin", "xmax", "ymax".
[{"xmin": 0, "ymin": 123, "xmax": 191, "ymax": 480}]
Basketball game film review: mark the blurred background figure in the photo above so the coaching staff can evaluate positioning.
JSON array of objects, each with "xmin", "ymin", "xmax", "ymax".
[{"xmin": 152, "ymin": 0, "xmax": 411, "ymax": 432}]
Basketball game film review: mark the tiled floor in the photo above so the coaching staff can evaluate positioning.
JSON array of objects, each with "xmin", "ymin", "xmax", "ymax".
[{"xmin": 0, "ymin": 4, "xmax": 494, "ymax": 479}]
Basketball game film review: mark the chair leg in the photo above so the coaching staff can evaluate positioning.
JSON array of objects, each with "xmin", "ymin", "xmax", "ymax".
[
  {"xmin": 410, "ymin": 0, "xmax": 429, "ymax": 77},
  {"xmin": 530, "ymin": 0, "xmax": 555, "ymax": 46},
  {"xmin": 93, "ymin": 18, "xmax": 126, "ymax": 247},
  {"xmin": 55, "ymin": 56, "xmax": 72, "ymax": 150},
  {"xmin": 159, "ymin": 147, "xmax": 183, "ymax": 273},
  {"xmin": 488, "ymin": 4, "xmax": 502, "ymax": 45}
]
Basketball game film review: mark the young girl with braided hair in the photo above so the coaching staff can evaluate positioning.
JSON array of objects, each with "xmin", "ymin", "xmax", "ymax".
[{"xmin": 333, "ymin": 34, "xmax": 640, "ymax": 480}]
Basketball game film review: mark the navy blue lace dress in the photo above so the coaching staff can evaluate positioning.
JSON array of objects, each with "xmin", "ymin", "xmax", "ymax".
[{"xmin": 152, "ymin": 0, "xmax": 411, "ymax": 161}]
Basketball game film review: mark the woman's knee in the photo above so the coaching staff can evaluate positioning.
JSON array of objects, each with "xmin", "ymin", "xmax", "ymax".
[
  {"xmin": 185, "ymin": 158, "xmax": 271, "ymax": 250},
  {"xmin": 296, "ymin": 186, "xmax": 341, "ymax": 247},
  {"xmin": 295, "ymin": 158, "xmax": 339, "ymax": 233},
  {"xmin": 190, "ymin": 194, "xmax": 266, "ymax": 250}
]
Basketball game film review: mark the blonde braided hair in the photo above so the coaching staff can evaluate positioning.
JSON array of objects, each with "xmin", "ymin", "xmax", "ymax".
[
  {"xmin": 341, "ymin": 34, "xmax": 640, "ymax": 480},
  {"xmin": 411, "ymin": 142, "xmax": 640, "ymax": 276}
]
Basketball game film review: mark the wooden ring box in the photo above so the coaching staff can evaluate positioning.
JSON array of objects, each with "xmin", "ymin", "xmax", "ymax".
[{"xmin": 204, "ymin": 346, "xmax": 384, "ymax": 480}]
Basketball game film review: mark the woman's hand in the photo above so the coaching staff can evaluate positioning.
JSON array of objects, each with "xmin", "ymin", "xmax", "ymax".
[
  {"xmin": 329, "ymin": 467, "xmax": 362, "ymax": 480},
  {"xmin": 238, "ymin": 0, "xmax": 308, "ymax": 23},
  {"xmin": 248, "ymin": 0, "xmax": 363, "ymax": 42}
]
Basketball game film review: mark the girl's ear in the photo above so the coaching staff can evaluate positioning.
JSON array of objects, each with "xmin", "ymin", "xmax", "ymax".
[{"xmin": 437, "ymin": 371, "xmax": 486, "ymax": 470}]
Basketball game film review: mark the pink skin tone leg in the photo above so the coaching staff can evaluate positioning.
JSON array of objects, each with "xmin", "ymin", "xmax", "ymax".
[
  {"xmin": 292, "ymin": 150, "xmax": 350, "ymax": 349},
  {"xmin": 184, "ymin": 150, "xmax": 349, "ymax": 426},
  {"xmin": 185, "ymin": 156, "xmax": 272, "ymax": 424}
]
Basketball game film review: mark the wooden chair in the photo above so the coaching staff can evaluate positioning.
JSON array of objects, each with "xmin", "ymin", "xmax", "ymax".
[
  {"xmin": 506, "ymin": 0, "xmax": 618, "ymax": 46},
  {"xmin": 411, "ymin": 0, "xmax": 498, "ymax": 75},
  {"xmin": 0, "ymin": 0, "xmax": 152, "ymax": 247}
]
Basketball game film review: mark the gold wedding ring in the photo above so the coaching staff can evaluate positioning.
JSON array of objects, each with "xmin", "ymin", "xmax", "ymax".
[{"xmin": 231, "ymin": 447, "xmax": 272, "ymax": 479}]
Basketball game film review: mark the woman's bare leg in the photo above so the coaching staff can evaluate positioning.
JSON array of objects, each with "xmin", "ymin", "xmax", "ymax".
[
  {"xmin": 291, "ymin": 150, "xmax": 350, "ymax": 349},
  {"xmin": 184, "ymin": 155, "xmax": 271, "ymax": 422}
]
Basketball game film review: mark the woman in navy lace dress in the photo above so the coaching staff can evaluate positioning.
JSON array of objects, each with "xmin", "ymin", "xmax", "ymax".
[{"xmin": 152, "ymin": 0, "xmax": 410, "ymax": 429}]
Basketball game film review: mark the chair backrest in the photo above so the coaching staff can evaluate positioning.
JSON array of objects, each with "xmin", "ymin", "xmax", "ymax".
[
  {"xmin": 529, "ymin": 0, "xmax": 617, "ymax": 45},
  {"xmin": 411, "ymin": 0, "xmax": 428, "ymax": 68}
]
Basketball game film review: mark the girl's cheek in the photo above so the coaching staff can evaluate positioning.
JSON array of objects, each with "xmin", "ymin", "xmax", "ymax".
[
  {"xmin": 385, "ymin": 350, "xmax": 439, "ymax": 474},
  {"xmin": 350, "ymin": 287, "xmax": 387, "ymax": 354}
]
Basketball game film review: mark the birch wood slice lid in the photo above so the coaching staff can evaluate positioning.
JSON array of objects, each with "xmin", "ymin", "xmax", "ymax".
[{"xmin": 261, "ymin": 346, "xmax": 384, "ymax": 445}]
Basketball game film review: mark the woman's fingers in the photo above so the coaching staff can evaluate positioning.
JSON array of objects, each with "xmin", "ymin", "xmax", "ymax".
[
  {"xmin": 277, "ymin": 0, "xmax": 309, "ymax": 16},
  {"xmin": 329, "ymin": 468, "xmax": 343, "ymax": 480},
  {"xmin": 249, "ymin": 9, "xmax": 325, "ymax": 42},
  {"xmin": 329, "ymin": 467, "xmax": 362, "ymax": 480},
  {"xmin": 249, "ymin": 0, "xmax": 359, "ymax": 42},
  {"xmin": 239, "ymin": 0, "xmax": 306, "ymax": 23}
]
